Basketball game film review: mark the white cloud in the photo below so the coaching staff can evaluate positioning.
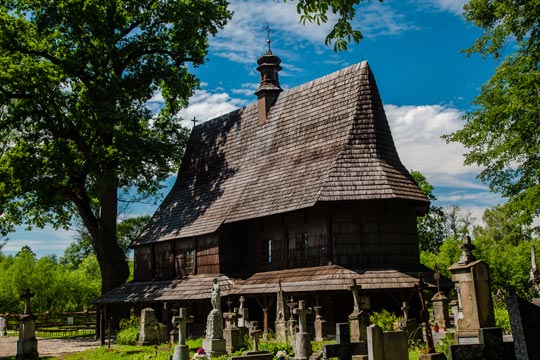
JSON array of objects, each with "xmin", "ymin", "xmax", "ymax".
[
  {"xmin": 3, "ymin": 226, "xmax": 77, "ymax": 257},
  {"xmin": 429, "ymin": 0, "xmax": 467, "ymax": 16},
  {"xmin": 210, "ymin": 0, "xmax": 416, "ymax": 67},
  {"xmin": 177, "ymin": 89, "xmax": 246, "ymax": 127},
  {"xmin": 385, "ymin": 104, "xmax": 483, "ymax": 188}
]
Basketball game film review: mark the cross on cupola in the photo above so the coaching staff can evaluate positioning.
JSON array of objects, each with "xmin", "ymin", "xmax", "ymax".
[{"xmin": 255, "ymin": 23, "xmax": 282, "ymax": 124}]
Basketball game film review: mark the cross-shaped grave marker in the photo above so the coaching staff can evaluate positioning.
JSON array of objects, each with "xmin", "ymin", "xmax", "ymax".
[
  {"xmin": 250, "ymin": 321, "xmax": 262, "ymax": 352},
  {"xmin": 350, "ymin": 279, "xmax": 362, "ymax": 312},
  {"xmin": 172, "ymin": 308, "xmax": 193, "ymax": 345},
  {"xmin": 322, "ymin": 323, "xmax": 367, "ymax": 360},
  {"xmin": 21, "ymin": 289, "xmax": 35, "ymax": 315},
  {"xmin": 293, "ymin": 300, "xmax": 312, "ymax": 333}
]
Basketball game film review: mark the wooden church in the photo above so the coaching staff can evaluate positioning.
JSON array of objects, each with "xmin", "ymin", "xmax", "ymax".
[{"xmin": 100, "ymin": 47, "xmax": 435, "ymax": 334}]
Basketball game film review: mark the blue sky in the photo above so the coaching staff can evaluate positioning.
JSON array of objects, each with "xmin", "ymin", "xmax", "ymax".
[{"xmin": 5, "ymin": 0, "xmax": 506, "ymax": 257}]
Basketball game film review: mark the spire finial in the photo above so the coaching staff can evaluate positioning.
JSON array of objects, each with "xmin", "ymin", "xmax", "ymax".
[{"xmin": 265, "ymin": 23, "xmax": 272, "ymax": 53}]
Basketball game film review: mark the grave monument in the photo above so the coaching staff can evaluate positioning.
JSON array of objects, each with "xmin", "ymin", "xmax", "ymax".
[
  {"xmin": 16, "ymin": 289, "xmax": 39, "ymax": 360},
  {"xmin": 349, "ymin": 279, "xmax": 370, "ymax": 342},
  {"xmin": 203, "ymin": 278, "xmax": 226, "ymax": 356},
  {"xmin": 172, "ymin": 308, "xmax": 193, "ymax": 360},
  {"xmin": 293, "ymin": 300, "xmax": 312, "ymax": 360}
]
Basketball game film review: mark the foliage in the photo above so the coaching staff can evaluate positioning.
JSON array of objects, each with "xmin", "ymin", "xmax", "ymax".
[
  {"xmin": 61, "ymin": 216, "xmax": 150, "ymax": 269},
  {"xmin": 494, "ymin": 299, "xmax": 511, "ymax": 334},
  {"xmin": 0, "ymin": 0, "xmax": 231, "ymax": 295},
  {"xmin": 116, "ymin": 316, "xmax": 141, "ymax": 345},
  {"xmin": 411, "ymin": 171, "xmax": 448, "ymax": 253},
  {"xmin": 420, "ymin": 238, "xmax": 461, "ymax": 279},
  {"xmin": 283, "ymin": 0, "xmax": 383, "ymax": 51},
  {"xmin": 446, "ymin": 0, "xmax": 540, "ymax": 230},
  {"xmin": 369, "ymin": 309, "xmax": 400, "ymax": 332},
  {"xmin": 60, "ymin": 345, "xmax": 173, "ymax": 360},
  {"xmin": 472, "ymin": 204, "xmax": 531, "ymax": 246},
  {"xmin": 0, "ymin": 246, "xmax": 100, "ymax": 314}
]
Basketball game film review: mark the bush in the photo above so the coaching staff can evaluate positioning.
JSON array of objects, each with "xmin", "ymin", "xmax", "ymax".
[
  {"xmin": 116, "ymin": 317, "xmax": 140, "ymax": 345},
  {"xmin": 369, "ymin": 309, "xmax": 400, "ymax": 332}
]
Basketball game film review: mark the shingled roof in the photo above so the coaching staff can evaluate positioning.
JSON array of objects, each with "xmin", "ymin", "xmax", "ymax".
[{"xmin": 135, "ymin": 61, "xmax": 429, "ymax": 246}]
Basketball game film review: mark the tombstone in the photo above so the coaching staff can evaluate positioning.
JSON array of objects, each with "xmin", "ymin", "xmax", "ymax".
[
  {"xmin": 229, "ymin": 321, "xmax": 273, "ymax": 360},
  {"xmin": 172, "ymin": 308, "xmax": 193, "ymax": 360},
  {"xmin": 506, "ymin": 290, "xmax": 540, "ymax": 360},
  {"xmin": 396, "ymin": 302, "xmax": 421, "ymax": 343},
  {"xmin": 275, "ymin": 281, "xmax": 289, "ymax": 343},
  {"xmin": 366, "ymin": 324, "xmax": 408, "ymax": 360},
  {"xmin": 313, "ymin": 305, "xmax": 327, "ymax": 341},
  {"xmin": 138, "ymin": 308, "xmax": 161, "ymax": 345},
  {"xmin": 322, "ymin": 323, "xmax": 367, "ymax": 360},
  {"xmin": 287, "ymin": 296, "xmax": 298, "ymax": 346},
  {"xmin": 447, "ymin": 236, "xmax": 504, "ymax": 360},
  {"xmin": 431, "ymin": 292, "xmax": 451, "ymax": 329},
  {"xmin": 16, "ymin": 289, "xmax": 39, "ymax": 360},
  {"xmin": 293, "ymin": 300, "xmax": 312, "ymax": 360},
  {"xmin": 238, "ymin": 296, "xmax": 250, "ymax": 328},
  {"xmin": 448, "ymin": 236, "xmax": 496, "ymax": 344},
  {"xmin": 202, "ymin": 278, "xmax": 227, "ymax": 356},
  {"xmin": 223, "ymin": 310, "xmax": 243, "ymax": 354},
  {"xmin": 349, "ymin": 279, "xmax": 370, "ymax": 342}
]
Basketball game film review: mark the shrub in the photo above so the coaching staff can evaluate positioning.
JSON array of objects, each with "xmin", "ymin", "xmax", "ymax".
[
  {"xmin": 116, "ymin": 317, "xmax": 140, "ymax": 345},
  {"xmin": 369, "ymin": 309, "xmax": 400, "ymax": 332}
]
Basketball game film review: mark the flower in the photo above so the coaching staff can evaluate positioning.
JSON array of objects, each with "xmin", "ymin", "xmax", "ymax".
[{"xmin": 193, "ymin": 348, "xmax": 209, "ymax": 360}]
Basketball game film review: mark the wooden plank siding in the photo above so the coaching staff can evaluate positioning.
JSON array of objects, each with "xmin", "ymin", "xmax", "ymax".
[{"xmin": 134, "ymin": 199, "xmax": 421, "ymax": 281}]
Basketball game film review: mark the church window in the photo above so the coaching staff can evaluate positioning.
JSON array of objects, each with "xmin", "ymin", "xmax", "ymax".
[
  {"xmin": 262, "ymin": 239, "xmax": 272, "ymax": 263},
  {"xmin": 296, "ymin": 232, "xmax": 308, "ymax": 260},
  {"xmin": 185, "ymin": 250, "xmax": 195, "ymax": 274}
]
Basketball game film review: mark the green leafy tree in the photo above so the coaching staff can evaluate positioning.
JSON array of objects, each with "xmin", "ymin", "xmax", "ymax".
[
  {"xmin": 287, "ymin": 0, "xmax": 383, "ymax": 51},
  {"xmin": 411, "ymin": 170, "xmax": 448, "ymax": 253},
  {"xmin": 446, "ymin": 0, "xmax": 540, "ymax": 229},
  {"xmin": 473, "ymin": 204, "xmax": 531, "ymax": 246},
  {"xmin": 0, "ymin": 0, "xmax": 230, "ymax": 297}
]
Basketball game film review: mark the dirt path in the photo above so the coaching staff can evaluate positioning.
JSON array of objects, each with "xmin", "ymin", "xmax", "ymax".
[{"xmin": 0, "ymin": 336, "xmax": 101, "ymax": 358}]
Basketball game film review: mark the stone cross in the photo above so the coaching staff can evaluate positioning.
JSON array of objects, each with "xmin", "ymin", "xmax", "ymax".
[
  {"xmin": 250, "ymin": 322, "xmax": 262, "ymax": 351},
  {"xmin": 401, "ymin": 302, "xmax": 409, "ymax": 321},
  {"xmin": 350, "ymin": 279, "xmax": 361, "ymax": 312},
  {"xmin": 191, "ymin": 117, "xmax": 198, "ymax": 127},
  {"xmin": 172, "ymin": 308, "xmax": 193, "ymax": 345},
  {"xmin": 21, "ymin": 289, "xmax": 35, "ymax": 315},
  {"xmin": 239, "ymin": 296, "xmax": 245, "ymax": 309},
  {"xmin": 293, "ymin": 300, "xmax": 312, "ymax": 333},
  {"xmin": 223, "ymin": 311, "xmax": 240, "ymax": 329},
  {"xmin": 322, "ymin": 323, "xmax": 367, "ymax": 360},
  {"xmin": 458, "ymin": 235, "xmax": 476, "ymax": 265}
]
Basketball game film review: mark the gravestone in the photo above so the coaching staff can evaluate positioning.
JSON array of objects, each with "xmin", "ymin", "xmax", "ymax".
[
  {"xmin": 138, "ymin": 308, "xmax": 162, "ymax": 345},
  {"xmin": 322, "ymin": 323, "xmax": 367, "ymax": 360},
  {"xmin": 223, "ymin": 310, "xmax": 243, "ymax": 354},
  {"xmin": 172, "ymin": 308, "xmax": 193, "ymax": 360},
  {"xmin": 229, "ymin": 322, "xmax": 273, "ymax": 360},
  {"xmin": 313, "ymin": 305, "xmax": 327, "ymax": 341},
  {"xmin": 287, "ymin": 296, "xmax": 298, "ymax": 346},
  {"xmin": 203, "ymin": 278, "xmax": 227, "ymax": 356},
  {"xmin": 367, "ymin": 324, "xmax": 408, "ymax": 360},
  {"xmin": 396, "ymin": 302, "xmax": 421, "ymax": 343},
  {"xmin": 349, "ymin": 279, "xmax": 370, "ymax": 342},
  {"xmin": 447, "ymin": 236, "xmax": 504, "ymax": 360},
  {"xmin": 293, "ymin": 300, "xmax": 312, "ymax": 360},
  {"xmin": 275, "ymin": 281, "xmax": 289, "ymax": 343},
  {"xmin": 16, "ymin": 289, "xmax": 39, "ymax": 360},
  {"xmin": 431, "ymin": 292, "xmax": 451, "ymax": 329},
  {"xmin": 448, "ymin": 236, "xmax": 496, "ymax": 344},
  {"xmin": 506, "ymin": 290, "xmax": 540, "ymax": 360}
]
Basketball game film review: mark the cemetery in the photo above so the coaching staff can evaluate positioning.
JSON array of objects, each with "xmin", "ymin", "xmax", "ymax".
[{"xmin": 1, "ymin": 1, "xmax": 540, "ymax": 360}]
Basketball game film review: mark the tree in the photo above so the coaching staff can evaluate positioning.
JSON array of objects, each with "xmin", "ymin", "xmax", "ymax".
[
  {"xmin": 0, "ymin": 0, "xmax": 231, "ymax": 297},
  {"xmin": 445, "ymin": 0, "xmax": 540, "ymax": 230},
  {"xmin": 410, "ymin": 170, "xmax": 448, "ymax": 253},
  {"xmin": 473, "ymin": 204, "xmax": 531, "ymax": 246},
  {"xmin": 288, "ymin": 0, "xmax": 383, "ymax": 51},
  {"xmin": 61, "ymin": 215, "xmax": 150, "ymax": 269}
]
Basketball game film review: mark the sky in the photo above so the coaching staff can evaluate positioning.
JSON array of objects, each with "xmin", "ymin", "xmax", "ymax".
[{"xmin": 4, "ymin": 0, "xmax": 506, "ymax": 257}]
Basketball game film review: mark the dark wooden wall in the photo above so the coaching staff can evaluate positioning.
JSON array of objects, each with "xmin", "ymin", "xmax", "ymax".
[{"xmin": 133, "ymin": 199, "xmax": 421, "ymax": 280}]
